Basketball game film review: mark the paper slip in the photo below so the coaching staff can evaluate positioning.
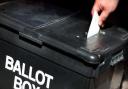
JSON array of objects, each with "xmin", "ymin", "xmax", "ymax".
[{"xmin": 87, "ymin": 11, "xmax": 100, "ymax": 38}]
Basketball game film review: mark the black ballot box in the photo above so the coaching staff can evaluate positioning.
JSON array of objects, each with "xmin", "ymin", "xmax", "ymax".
[{"xmin": 0, "ymin": 0, "xmax": 128, "ymax": 89}]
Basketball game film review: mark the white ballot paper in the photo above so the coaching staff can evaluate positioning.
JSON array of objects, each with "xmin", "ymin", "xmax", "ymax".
[{"xmin": 87, "ymin": 11, "xmax": 100, "ymax": 38}]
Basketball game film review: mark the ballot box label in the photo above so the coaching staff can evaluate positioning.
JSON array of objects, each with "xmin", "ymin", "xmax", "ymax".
[
  {"xmin": 5, "ymin": 55, "xmax": 54, "ymax": 89},
  {"xmin": 0, "ymin": 40, "xmax": 89, "ymax": 89}
]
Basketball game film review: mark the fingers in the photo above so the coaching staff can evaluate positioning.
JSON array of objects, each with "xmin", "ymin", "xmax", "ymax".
[
  {"xmin": 99, "ymin": 10, "xmax": 110, "ymax": 26},
  {"xmin": 92, "ymin": 0, "xmax": 119, "ymax": 27},
  {"xmin": 91, "ymin": 0, "xmax": 112, "ymax": 27}
]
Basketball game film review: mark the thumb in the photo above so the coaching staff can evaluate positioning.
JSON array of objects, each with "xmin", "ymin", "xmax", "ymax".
[{"xmin": 91, "ymin": 2, "xmax": 100, "ymax": 16}]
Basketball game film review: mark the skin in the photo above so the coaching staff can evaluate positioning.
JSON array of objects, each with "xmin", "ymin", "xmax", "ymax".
[
  {"xmin": 92, "ymin": 0, "xmax": 119, "ymax": 27},
  {"xmin": 122, "ymin": 80, "xmax": 128, "ymax": 89}
]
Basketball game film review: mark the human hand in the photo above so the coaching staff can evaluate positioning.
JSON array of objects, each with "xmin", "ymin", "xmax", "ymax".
[{"xmin": 92, "ymin": 0, "xmax": 119, "ymax": 27}]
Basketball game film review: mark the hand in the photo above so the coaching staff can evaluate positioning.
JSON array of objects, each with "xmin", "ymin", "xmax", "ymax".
[{"xmin": 92, "ymin": 0, "xmax": 119, "ymax": 27}]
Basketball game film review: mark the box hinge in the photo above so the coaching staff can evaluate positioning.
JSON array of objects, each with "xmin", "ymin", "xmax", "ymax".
[{"xmin": 19, "ymin": 29, "xmax": 43, "ymax": 46}]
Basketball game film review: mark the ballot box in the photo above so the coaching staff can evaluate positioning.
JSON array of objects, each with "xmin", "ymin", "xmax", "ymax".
[{"xmin": 0, "ymin": 1, "xmax": 128, "ymax": 89}]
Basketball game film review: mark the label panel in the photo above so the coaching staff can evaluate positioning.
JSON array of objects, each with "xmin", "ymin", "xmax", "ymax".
[{"xmin": 0, "ymin": 40, "xmax": 89, "ymax": 89}]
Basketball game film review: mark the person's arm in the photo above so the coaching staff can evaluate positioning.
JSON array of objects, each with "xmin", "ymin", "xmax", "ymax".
[{"xmin": 92, "ymin": 0, "xmax": 119, "ymax": 27}]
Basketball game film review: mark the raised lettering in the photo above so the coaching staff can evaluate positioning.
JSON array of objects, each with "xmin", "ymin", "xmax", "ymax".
[
  {"xmin": 22, "ymin": 81, "xmax": 32, "ymax": 89},
  {"xmin": 32, "ymin": 84, "xmax": 40, "ymax": 89},
  {"xmin": 35, "ymin": 70, "xmax": 45, "ymax": 85},
  {"xmin": 14, "ymin": 76, "xmax": 22, "ymax": 89},
  {"xmin": 5, "ymin": 55, "xmax": 14, "ymax": 70},
  {"xmin": 45, "ymin": 73, "xmax": 54, "ymax": 89},
  {"xmin": 29, "ymin": 66, "xmax": 36, "ymax": 82},
  {"xmin": 13, "ymin": 60, "xmax": 21, "ymax": 75},
  {"xmin": 22, "ymin": 63, "xmax": 29, "ymax": 79}
]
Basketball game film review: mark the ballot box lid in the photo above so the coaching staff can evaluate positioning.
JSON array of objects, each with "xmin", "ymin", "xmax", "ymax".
[{"xmin": 0, "ymin": 0, "xmax": 128, "ymax": 65}]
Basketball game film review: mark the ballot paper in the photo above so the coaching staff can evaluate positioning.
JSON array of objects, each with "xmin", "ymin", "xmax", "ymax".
[{"xmin": 87, "ymin": 11, "xmax": 100, "ymax": 38}]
